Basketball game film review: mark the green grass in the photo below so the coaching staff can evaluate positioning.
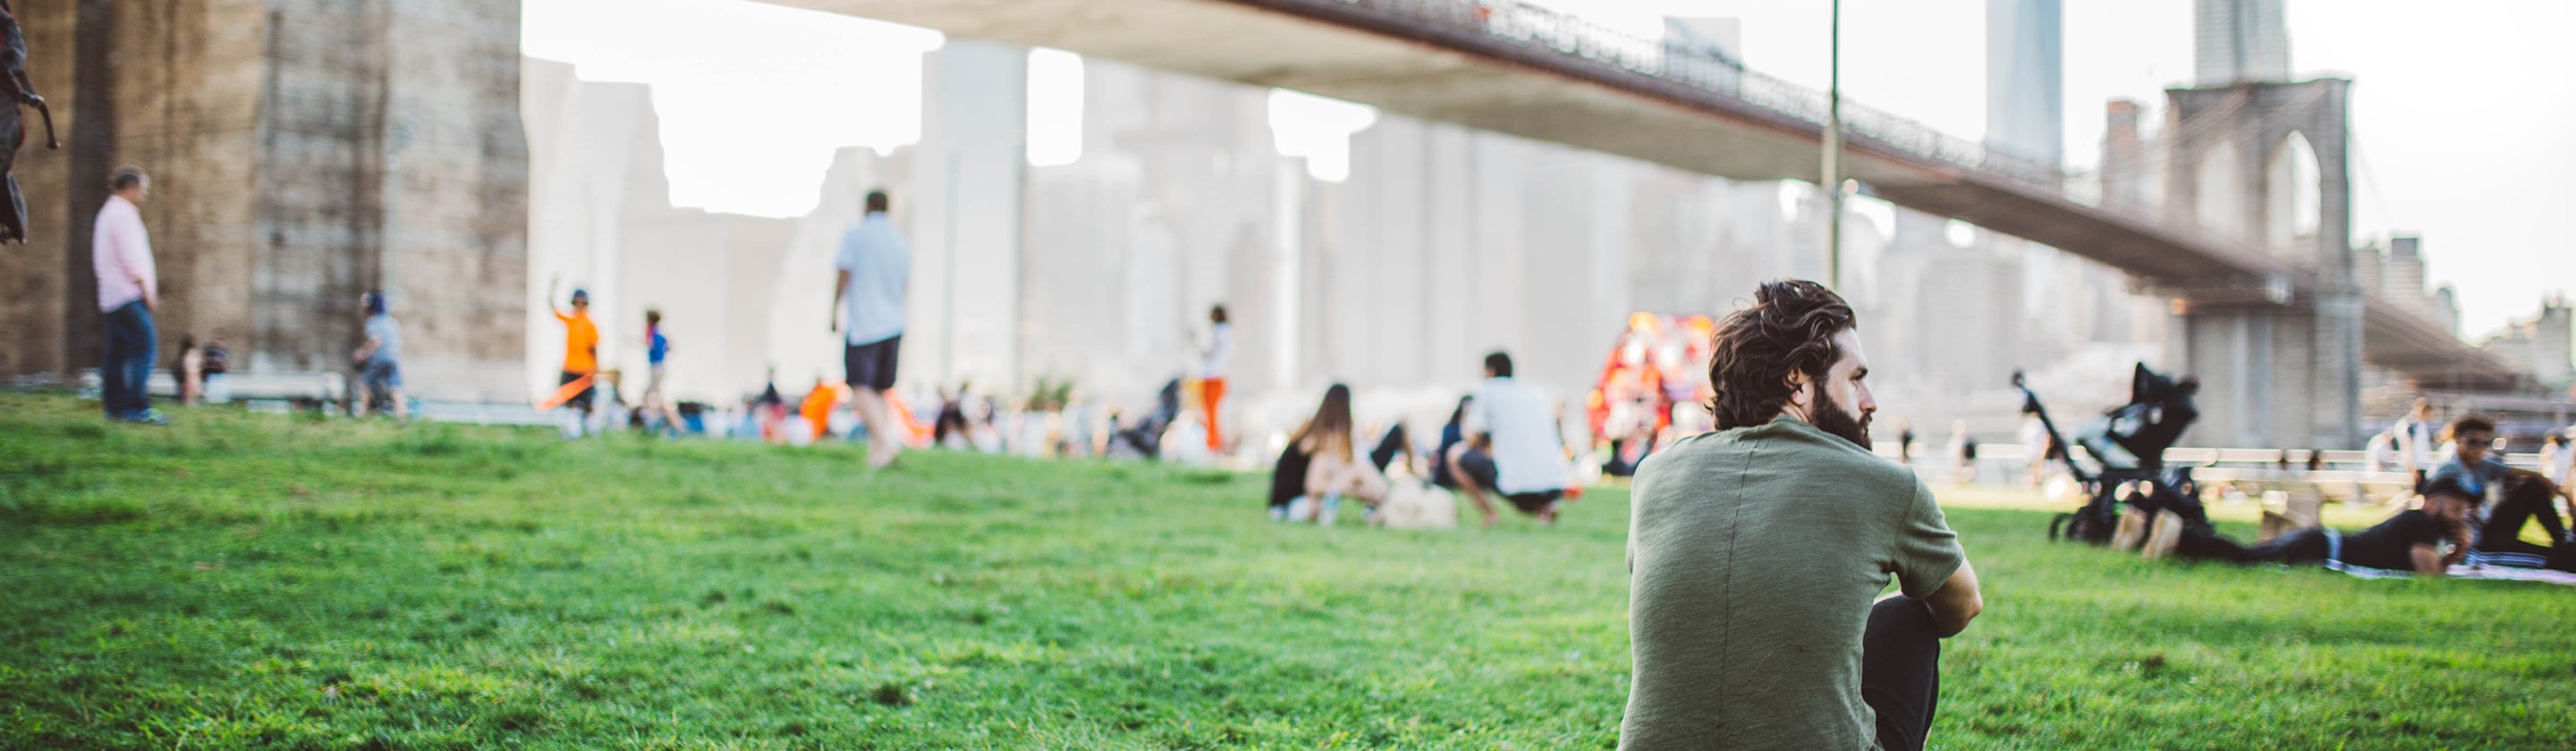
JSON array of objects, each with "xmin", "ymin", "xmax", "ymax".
[{"xmin": 4, "ymin": 392, "xmax": 2572, "ymax": 749}]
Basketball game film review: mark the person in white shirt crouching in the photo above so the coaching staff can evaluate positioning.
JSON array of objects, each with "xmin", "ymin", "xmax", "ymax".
[{"xmin": 1444, "ymin": 351, "xmax": 1574, "ymax": 527}]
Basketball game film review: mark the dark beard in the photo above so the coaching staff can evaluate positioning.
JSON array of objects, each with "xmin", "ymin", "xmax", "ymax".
[{"xmin": 1809, "ymin": 386, "xmax": 1875, "ymax": 450}]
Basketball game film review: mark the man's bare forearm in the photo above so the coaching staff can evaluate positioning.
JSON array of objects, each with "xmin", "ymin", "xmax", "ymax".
[
  {"xmin": 1923, "ymin": 561, "xmax": 1983, "ymax": 637},
  {"xmin": 2412, "ymin": 545, "xmax": 2447, "ymax": 577}
]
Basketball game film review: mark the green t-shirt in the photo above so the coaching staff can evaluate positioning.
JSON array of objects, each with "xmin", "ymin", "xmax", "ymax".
[{"xmin": 1619, "ymin": 417, "xmax": 1966, "ymax": 751}]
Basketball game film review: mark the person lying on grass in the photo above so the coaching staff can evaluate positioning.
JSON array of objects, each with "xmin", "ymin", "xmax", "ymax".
[
  {"xmin": 1621, "ymin": 280, "xmax": 1983, "ymax": 751},
  {"xmin": 2178, "ymin": 477, "xmax": 2479, "ymax": 576}
]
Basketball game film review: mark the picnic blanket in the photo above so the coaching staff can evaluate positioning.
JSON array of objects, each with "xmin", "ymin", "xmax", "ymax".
[{"xmin": 2327, "ymin": 561, "xmax": 2576, "ymax": 586}]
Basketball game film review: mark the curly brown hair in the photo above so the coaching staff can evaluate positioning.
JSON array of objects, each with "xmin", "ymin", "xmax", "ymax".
[{"xmin": 1707, "ymin": 280, "xmax": 1856, "ymax": 430}]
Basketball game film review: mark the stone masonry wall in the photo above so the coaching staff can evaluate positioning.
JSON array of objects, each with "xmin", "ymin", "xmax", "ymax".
[
  {"xmin": 374, "ymin": 0, "xmax": 528, "ymax": 401},
  {"xmin": 0, "ymin": 0, "xmax": 526, "ymax": 401}
]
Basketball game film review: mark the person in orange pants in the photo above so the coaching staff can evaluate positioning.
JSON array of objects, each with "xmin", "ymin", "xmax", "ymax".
[{"xmin": 1197, "ymin": 305, "xmax": 1233, "ymax": 451}]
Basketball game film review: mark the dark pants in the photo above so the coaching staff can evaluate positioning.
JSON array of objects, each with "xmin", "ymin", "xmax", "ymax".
[
  {"xmin": 101, "ymin": 300, "xmax": 156, "ymax": 418},
  {"xmin": 843, "ymin": 333, "xmax": 902, "ymax": 392},
  {"xmin": 2479, "ymin": 486, "xmax": 2570, "ymax": 553},
  {"xmin": 1366, "ymin": 424, "xmax": 1408, "ymax": 473},
  {"xmin": 2472, "ymin": 487, "xmax": 2576, "ymax": 571},
  {"xmin": 1863, "ymin": 595, "xmax": 1943, "ymax": 751},
  {"xmin": 2179, "ymin": 527, "xmax": 2332, "ymax": 565},
  {"xmin": 1428, "ymin": 429, "xmax": 1463, "ymax": 490},
  {"xmin": 1454, "ymin": 447, "xmax": 1563, "ymax": 514},
  {"xmin": 558, "ymin": 371, "xmax": 596, "ymax": 412}
]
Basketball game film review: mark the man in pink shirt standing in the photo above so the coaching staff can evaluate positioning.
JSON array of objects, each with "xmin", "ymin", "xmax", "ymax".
[{"xmin": 94, "ymin": 165, "xmax": 165, "ymax": 425}]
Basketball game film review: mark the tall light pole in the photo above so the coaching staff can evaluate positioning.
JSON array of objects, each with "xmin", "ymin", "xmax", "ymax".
[{"xmin": 1822, "ymin": 0, "xmax": 1844, "ymax": 290}]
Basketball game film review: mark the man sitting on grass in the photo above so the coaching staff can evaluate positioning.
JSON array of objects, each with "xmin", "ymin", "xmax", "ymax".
[
  {"xmin": 2182, "ymin": 477, "xmax": 2479, "ymax": 577},
  {"xmin": 1621, "ymin": 280, "xmax": 1982, "ymax": 751}
]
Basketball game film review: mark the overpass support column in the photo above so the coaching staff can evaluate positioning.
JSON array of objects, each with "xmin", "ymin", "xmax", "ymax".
[
  {"xmin": 910, "ymin": 40, "xmax": 1028, "ymax": 391},
  {"xmin": 2173, "ymin": 296, "xmax": 2362, "ymax": 451},
  {"xmin": 2309, "ymin": 286, "xmax": 2364, "ymax": 449}
]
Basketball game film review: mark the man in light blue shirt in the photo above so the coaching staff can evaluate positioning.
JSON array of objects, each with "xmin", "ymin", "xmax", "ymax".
[{"xmin": 832, "ymin": 190, "xmax": 911, "ymax": 468}]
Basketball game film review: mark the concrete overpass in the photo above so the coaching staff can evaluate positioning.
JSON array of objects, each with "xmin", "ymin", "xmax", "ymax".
[{"xmin": 770, "ymin": 0, "xmax": 2521, "ymax": 446}]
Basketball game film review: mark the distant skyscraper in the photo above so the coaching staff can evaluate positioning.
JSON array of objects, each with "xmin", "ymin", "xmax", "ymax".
[
  {"xmin": 1983, "ymin": 0, "xmax": 2062, "ymax": 165},
  {"xmin": 2193, "ymin": 0, "xmax": 2290, "ymax": 85}
]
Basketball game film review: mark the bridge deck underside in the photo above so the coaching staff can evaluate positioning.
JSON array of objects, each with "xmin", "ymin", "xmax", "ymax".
[
  {"xmin": 2364, "ymin": 304, "xmax": 2520, "ymax": 389},
  {"xmin": 767, "ymin": 0, "xmax": 2519, "ymax": 388}
]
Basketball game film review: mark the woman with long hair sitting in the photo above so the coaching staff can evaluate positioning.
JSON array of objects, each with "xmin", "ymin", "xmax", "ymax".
[{"xmin": 1287, "ymin": 384, "xmax": 1389, "ymax": 524}]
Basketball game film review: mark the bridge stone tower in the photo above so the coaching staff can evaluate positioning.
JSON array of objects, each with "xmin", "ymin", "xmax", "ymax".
[
  {"xmin": 0, "ymin": 0, "xmax": 530, "ymax": 401},
  {"xmin": 2159, "ymin": 78, "xmax": 2363, "ymax": 449}
]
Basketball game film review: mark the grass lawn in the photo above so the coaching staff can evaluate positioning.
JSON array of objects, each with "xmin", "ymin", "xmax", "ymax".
[{"xmin": 4, "ymin": 392, "xmax": 2573, "ymax": 749}]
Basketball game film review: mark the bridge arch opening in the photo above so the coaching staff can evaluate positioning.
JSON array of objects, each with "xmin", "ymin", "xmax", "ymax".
[
  {"xmin": 2266, "ymin": 131, "xmax": 2322, "ymax": 257},
  {"xmin": 2194, "ymin": 139, "xmax": 2249, "ymax": 240}
]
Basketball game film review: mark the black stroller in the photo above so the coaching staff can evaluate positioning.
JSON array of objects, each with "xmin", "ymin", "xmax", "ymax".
[{"xmin": 2015, "ymin": 364, "xmax": 2209, "ymax": 544}]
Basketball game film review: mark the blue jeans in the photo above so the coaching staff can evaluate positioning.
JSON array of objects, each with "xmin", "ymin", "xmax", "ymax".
[{"xmin": 101, "ymin": 300, "xmax": 157, "ymax": 418}]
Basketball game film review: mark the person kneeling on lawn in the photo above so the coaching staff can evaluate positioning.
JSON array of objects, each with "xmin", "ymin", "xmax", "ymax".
[
  {"xmin": 2182, "ymin": 477, "xmax": 2479, "ymax": 577},
  {"xmin": 1621, "ymin": 280, "xmax": 1982, "ymax": 751},
  {"xmin": 1445, "ymin": 350, "xmax": 1574, "ymax": 527}
]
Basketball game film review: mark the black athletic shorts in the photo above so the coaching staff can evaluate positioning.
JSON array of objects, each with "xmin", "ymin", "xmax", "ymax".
[
  {"xmin": 1457, "ymin": 447, "xmax": 1563, "ymax": 514},
  {"xmin": 844, "ymin": 334, "xmax": 902, "ymax": 392},
  {"xmin": 559, "ymin": 371, "xmax": 595, "ymax": 409}
]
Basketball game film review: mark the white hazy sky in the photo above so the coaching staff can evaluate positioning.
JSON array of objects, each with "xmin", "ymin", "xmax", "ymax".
[{"xmin": 523, "ymin": 0, "xmax": 2574, "ymax": 338}]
